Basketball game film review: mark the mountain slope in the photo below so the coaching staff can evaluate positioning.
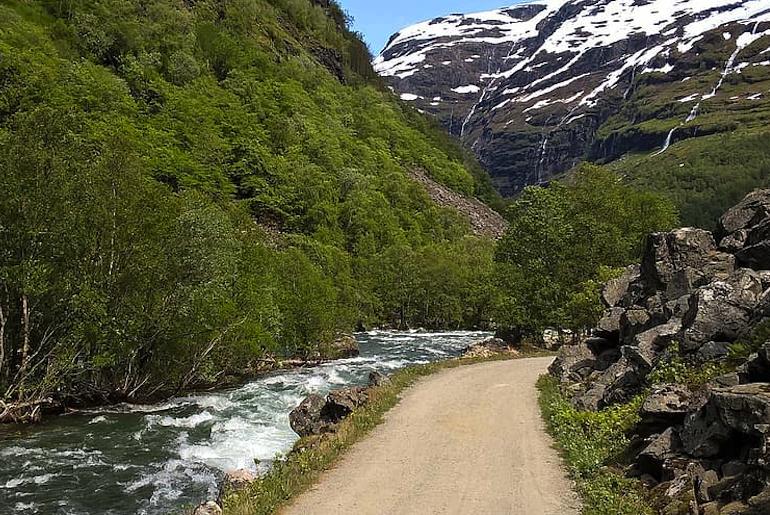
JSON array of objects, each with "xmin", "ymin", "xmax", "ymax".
[
  {"xmin": 375, "ymin": 0, "xmax": 770, "ymax": 200},
  {"xmin": 0, "ymin": 0, "xmax": 501, "ymax": 417}
]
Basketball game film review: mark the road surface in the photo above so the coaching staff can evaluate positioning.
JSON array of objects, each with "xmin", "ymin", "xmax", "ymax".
[{"xmin": 283, "ymin": 357, "xmax": 580, "ymax": 515}]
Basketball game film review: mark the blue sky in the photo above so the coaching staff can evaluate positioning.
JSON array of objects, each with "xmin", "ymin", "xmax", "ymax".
[{"xmin": 340, "ymin": 1, "xmax": 523, "ymax": 54}]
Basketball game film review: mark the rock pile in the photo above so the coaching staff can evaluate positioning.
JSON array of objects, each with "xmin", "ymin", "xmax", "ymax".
[{"xmin": 550, "ymin": 190, "xmax": 770, "ymax": 514}]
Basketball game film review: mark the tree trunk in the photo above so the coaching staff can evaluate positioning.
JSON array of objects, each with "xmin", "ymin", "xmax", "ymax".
[
  {"xmin": 20, "ymin": 294, "xmax": 30, "ymax": 375},
  {"xmin": 0, "ymin": 297, "xmax": 5, "ymax": 379}
]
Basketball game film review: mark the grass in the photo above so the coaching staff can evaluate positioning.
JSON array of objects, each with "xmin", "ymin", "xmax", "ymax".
[
  {"xmin": 537, "ymin": 375, "xmax": 654, "ymax": 515},
  {"xmin": 222, "ymin": 349, "xmax": 550, "ymax": 515}
]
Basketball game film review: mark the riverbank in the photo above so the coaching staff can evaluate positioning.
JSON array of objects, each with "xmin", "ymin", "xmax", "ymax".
[
  {"xmin": 0, "ymin": 335, "xmax": 361, "ymax": 425},
  {"xmin": 220, "ymin": 347, "xmax": 552, "ymax": 515},
  {"xmin": 1, "ymin": 331, "xmax": 493, "ymax": 514}
]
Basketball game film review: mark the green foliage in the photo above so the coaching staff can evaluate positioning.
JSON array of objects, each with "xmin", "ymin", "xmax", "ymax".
[
  {"xmin": 0, "ymin": 0, "xmax": 500, "ymax": 404},
  {"xmin": 728, "ymin": 319, "xmax": 770, "ymax": 362},
  {"xmin": 494, "ymin": 165, "xmax": 677, "ymax": 335},
  {"xmin": 538, "ymin": 376, "xmax": 654, "ymax": 515},
  {"xmin": 647, "ymin": 346, "xmax": 728, "ymax": 387}
]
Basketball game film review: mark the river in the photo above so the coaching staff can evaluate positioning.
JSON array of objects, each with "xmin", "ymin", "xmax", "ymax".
[{"xmin": 0, "ymin": 331, "xmax": 488, "ymax": 514}]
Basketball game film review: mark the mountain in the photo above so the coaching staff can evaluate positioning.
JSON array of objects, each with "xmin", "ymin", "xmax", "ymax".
[{"xmin": 374, "ymin": 0, "xmax": 770, "ymax": 215}]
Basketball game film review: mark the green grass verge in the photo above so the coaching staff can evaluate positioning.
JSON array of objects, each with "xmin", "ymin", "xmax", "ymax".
[
  {"xmin": 223, "ymin": 350, "xmax": 550, "ymax": 515},
  {"xmin": 537, "ymin": 375, "xmax": 654, "ymax": 515}
]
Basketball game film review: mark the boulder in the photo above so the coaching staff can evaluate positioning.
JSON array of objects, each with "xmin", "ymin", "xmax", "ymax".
[
  {"xmin": 682, "ymin": 269, "xmax": 764, "ymax": 351},
  {"xmin": 289, "ymin": 394, "xmax": 333, "ymax": 437},
  {"xmin": 602, "ymin": 264, "xmax": 640, "ymax": 307},
  {"xmin": 697, "ymin": 341, "xmax": 732, "ymax": 363},
  {"xmin": 622, "ymin": 319, "xmax": 682, "ymax": 372},
  {"xmin": 719, "ymin": 189, "xmax": 770, "ymax": 239},
  {"xmin": 193, "ymin": 501, "xmax": 223, "ymax": 515},
  {"xmin": 549, "ymin": 341, "xmax": 598, "ymax": 383},
  {"xmin": 746, "ymin": 487, "xmax": 770, "ymax": 514},
  {"xmin": 710, "ymin": 383, "xmax": 770, "ymax": 438},
  {"xmin": 462, "ymin": 337, "xmax": 519, "ymax": 358},
  {"xmin": 680, "ymin": 403, "xmax": 732, "ymax": 458},
  {"xmin": 637, "ymin": 427, "xmax": 682, "ymax": 479},
  {"xmin": 572, "ymin": 357, "xmax": 644, "ymax": 410},
  {"xmin": 680, "ymin": 384, "xmax": 770, "ymax": 458},
  {"xmin": 619, "ymin": 308, "xmax": 661, "ymax": 346},
  {"xmin": 324, "ymin": 386, "xmax": 369, "ymax": 420},
  {"xmin": 595, "ymin": 307, "xmax": 624, "ymax": 339},
  {"xmin": 641, "ymin": 228, "xmax": 734, "ymax": 300},
  {"xmin": 218, "ymin": 469, "xmax": 256, "ymax": 503},
  {"xmin": 368, "ymin": 370, "xmax": 391, "ymax": 387},
  {"xmin": 737, "ymin": 345, "xmax": 770, "ymax": 383},
  {"xmin": 641, "ymin": 384, "xmax": 692, "ymax": 422},
  {"xmin": 325, "ymin": 334, "xmax": 360, "ymax": 359}
]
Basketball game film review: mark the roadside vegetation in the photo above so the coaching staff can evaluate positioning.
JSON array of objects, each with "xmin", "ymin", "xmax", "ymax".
[{"xmin": 537, "ymin": 376, "xmax": 654, "ymax": 515}]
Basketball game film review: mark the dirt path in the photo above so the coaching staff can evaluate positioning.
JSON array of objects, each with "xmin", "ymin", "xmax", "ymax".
[{"xmin": 282, "ymin": 357, "xmax": 580, "ymax": 515}]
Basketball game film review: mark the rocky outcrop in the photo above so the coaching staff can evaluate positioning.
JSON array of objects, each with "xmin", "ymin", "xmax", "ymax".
[{"xmin": 551, "ymin": 190, "xmax": 770, "ymax": 514}]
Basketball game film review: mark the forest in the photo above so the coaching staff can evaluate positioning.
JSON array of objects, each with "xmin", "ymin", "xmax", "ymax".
[{"xmin": 0, "ymin": 0, "xmax": 676, "ymax": 420}]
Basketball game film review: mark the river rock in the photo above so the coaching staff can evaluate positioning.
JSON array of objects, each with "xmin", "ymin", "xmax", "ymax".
[
  {"xmin": 289, "ymin": 394, "xmax": 333, "ymax": 437},
  {"xmin": 368, "ymin": 370, "xmax": 390, "ymax": 387},
  {"xmin": 462, "ymin": 337, "xmax": 518, "ymax": 358},
  {"xmin": 193, "ymin": 501, "xmax": 222, "ymax": 515},
  {"xmin": 326, "ymin": 334, "xmax": 360, "ymax": 359},
  {"xmin": 217, "ymin": 469, "xmax": 257, "ymax": 504},
  {"xmin": 325, "ymin": 387, "xmax": 369, "ymax": 420}
]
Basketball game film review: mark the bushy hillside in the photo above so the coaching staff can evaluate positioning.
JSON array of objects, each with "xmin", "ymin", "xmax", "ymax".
[{"xmin": 0, "ymin": 0, "xmax": 500, "ymax": 415}]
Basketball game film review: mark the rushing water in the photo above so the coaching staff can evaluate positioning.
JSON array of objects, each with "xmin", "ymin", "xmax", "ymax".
[{"xmin": 0, "ymin": 331, "xmax": 487, "ymax": 514}]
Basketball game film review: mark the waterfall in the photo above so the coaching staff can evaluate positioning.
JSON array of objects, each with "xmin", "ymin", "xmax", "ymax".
[
  {"xmin": 653, "ymin": 127, "xmax": 677, "ymax": 156},
  {"xmin": 655, "ymin": 23, "xmax": 760, "ymax": 155}
]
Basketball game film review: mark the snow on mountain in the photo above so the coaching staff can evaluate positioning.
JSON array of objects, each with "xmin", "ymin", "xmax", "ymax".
[{"xmin": 375, "ymin": 0, "xmax": 770, "ymax": 195}]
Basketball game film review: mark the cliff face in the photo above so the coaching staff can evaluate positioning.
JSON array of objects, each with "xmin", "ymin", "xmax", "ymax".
[{"xmin": 375, "ymin": 0, "xmax": 770, "ymax": 196}]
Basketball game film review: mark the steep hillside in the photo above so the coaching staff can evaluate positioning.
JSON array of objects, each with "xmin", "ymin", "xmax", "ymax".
[
  {"xmin": 0, "ymin": 0, "xmax": 501, "ymax": 417},
  {"xmin": 375, "ymin": 0, "xmax": 770, "ymax": 210}
]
